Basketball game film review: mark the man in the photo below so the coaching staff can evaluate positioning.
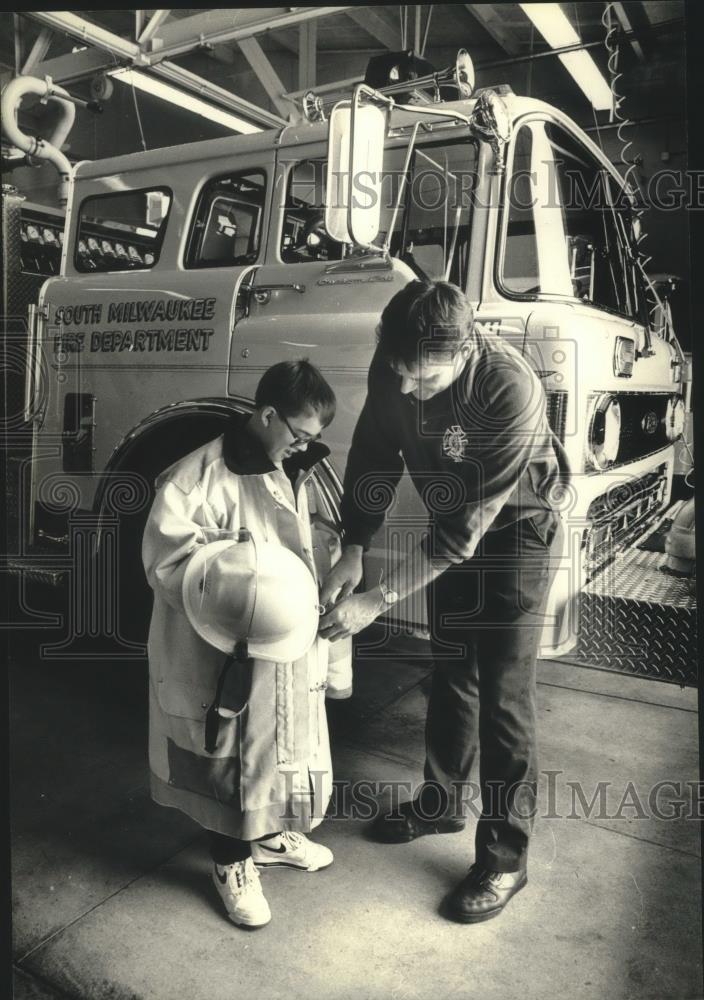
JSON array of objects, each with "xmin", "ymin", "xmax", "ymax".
[
  {"xmin": 143, "ymin": 360, "xmax": 343, "ymax": 929},
  {"xmin": 319, "ymin": 280, "xmax": 569, "ymax": 923}
]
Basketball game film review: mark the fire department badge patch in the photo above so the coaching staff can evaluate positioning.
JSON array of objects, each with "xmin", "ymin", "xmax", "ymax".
[{"xmin": 442, "ymin": 425, "xmax": 468, "ymax": 462}]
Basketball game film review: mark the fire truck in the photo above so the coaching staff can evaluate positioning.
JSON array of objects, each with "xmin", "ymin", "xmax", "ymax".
[{"xmin": 1, "ymin": 54, "xmax": 691, "ymax": 664}]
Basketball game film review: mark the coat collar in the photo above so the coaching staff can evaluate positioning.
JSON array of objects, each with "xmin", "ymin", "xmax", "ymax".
[{"xmin": 222, "ymin": 411, "xmax": 330, "ymax": 477}]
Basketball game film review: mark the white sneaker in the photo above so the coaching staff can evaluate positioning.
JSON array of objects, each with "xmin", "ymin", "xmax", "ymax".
[
  {"xmin": 251, "ymin": 832, "xmax": 334, "ymax": 872},
  {"xmin": 212, "ymin": 857, "xmax": 271, "ymax": 928}
]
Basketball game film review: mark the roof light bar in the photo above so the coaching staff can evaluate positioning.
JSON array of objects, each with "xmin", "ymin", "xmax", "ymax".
[
  {"xmin": 110, "ymin": 69, "xmax": 262, "ymax": 134},
  {"xmin": 519, "ymin": 3, "xmax": 613, "ymax": 111}
]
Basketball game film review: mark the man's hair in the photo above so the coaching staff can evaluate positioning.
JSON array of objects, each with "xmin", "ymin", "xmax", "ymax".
[
  {"xmin": 255, "ymin": 359, "xmax": 336, "ymax": 426},
  {"xmin": 376, "ymin": 280, "xmax": 474, "ymax": 368}
]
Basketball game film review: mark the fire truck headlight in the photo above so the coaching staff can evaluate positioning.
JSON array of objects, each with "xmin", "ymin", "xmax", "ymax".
[
  {"xmin": 665, "ymin": 395, "xmax": 685, "ymax": 442},
  {"xmin": 613, "ymin": 335, "xmax": 635, "ymax": 377},
  {"xmin": 587, "ymin": 394, "xmax": 621, "ymax": 470}
]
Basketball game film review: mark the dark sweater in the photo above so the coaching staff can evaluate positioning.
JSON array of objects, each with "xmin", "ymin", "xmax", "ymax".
[{"xmin": 340, "ymin": 330, "xmax": 571, "ymax": 564}]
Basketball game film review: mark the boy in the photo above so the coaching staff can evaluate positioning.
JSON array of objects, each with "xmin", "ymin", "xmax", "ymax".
[{"xmin": 143, "ymin": 359, "xmax": 340, "ymax": 929}]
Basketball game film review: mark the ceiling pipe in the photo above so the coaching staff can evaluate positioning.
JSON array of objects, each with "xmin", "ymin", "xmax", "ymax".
[{"xmin": 1, "ymin": 75, "xmax": 75, "ymax": 204}]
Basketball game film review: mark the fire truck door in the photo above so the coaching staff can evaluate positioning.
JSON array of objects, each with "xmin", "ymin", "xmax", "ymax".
[{"xmin": 228, "ymin": 257, "xmax": 414, "ymax": 479}]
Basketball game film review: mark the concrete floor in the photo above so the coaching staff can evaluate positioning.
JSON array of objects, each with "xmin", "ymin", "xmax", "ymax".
[{"xmin": 8, "ymin": 621, "xmax": 702, "ymax": 1000}]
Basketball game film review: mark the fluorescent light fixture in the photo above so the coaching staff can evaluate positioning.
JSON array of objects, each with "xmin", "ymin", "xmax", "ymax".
[
  {"xmin": 520, "ymin": 3, "xmax": 613, "ymax": 111},
  {"xmin": 110, "ymin": 68, "xmax": 261, "ymax": 134}
]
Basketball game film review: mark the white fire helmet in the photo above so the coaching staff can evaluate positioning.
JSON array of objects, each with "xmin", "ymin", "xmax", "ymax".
[{"xmin": 182, "ymin": 530, "xmax": 321, "ymax": 662}]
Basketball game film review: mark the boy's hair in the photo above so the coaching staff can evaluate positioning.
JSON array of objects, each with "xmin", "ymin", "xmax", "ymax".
[
  {"xmin": 255, "ymin": 359, "xmax": 336, "ymax": 426},
  {"xmin": 376, "ymin": 280, "xmax": 474, "ymax": 368}
]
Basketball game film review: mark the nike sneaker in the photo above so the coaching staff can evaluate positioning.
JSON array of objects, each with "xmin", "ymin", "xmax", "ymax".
[
  {"xmin": 251, "ymin": 831, "xmax": 333, "ymax": 872},
  {"xmin": 211, "ymin": 857, "xmax": 271, "ymax": 928}
]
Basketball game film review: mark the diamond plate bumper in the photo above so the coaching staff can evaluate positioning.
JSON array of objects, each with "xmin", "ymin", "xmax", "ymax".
[{"xmin": 572, "ymin": 537, "xmax": 697, "ymax": 687}]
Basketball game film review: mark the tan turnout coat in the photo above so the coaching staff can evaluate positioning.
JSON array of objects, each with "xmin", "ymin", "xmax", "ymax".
[{"xmin": 142, "ymin": 415, "xmax": 346, "ymax": 840}]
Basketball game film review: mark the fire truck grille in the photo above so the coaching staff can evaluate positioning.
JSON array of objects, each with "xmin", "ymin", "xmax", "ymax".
[
  {"xmin": 586, "ymin": 392, "xmax": 674, "ymax": 472},
  {"xmin": 582, "ymin": 465, "xmax": 669, "ymax": 581},
  {"xmin": 615, "ymin": 393, "xmax": 671, "ymax": 464},
  {"xmin": 545, "ymin": 389, "xmax": 568, "ymax": 443}
]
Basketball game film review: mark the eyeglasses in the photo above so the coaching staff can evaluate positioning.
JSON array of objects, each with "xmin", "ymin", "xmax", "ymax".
[{"xmin": 277, "ymin": 410, "xmax": 322, "ymax": 446}]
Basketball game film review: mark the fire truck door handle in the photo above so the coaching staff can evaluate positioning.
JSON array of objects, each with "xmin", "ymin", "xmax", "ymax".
[{"xmin": 242, "ymin": 282, "xmax": 306, "ymax": 306}]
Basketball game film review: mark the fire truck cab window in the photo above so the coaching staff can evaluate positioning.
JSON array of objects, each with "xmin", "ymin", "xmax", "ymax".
[
  {"xmin": 544, "ymin": 123, "xmax": 636, "ymax": 317},
  {"xmin": 74, "ymin": 188, "xmax": 171, "ymax": 273},
  {"xmin": 281, "ymin": 138, "xmax": 474, "ymax": 284},
  {"xmin": 502, "ymin": 127, "xmax": 540, "ymax": 294},
  {"xmin": 500, "ymin": 122, "xmax": 640, "ymax": 319},
  {"xmin": 382, "ymin": 140, "xmax": 475, "ymax": 286},
  {"xmin": 186, "ymin": 170, "xmax": 265, "ymax": 268},
  {"xmin": 281, "ymin": 160, "xmax": 344, "ymax": 263}
]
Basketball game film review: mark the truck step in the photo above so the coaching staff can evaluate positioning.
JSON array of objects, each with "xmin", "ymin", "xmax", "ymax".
[{"xmin": 569, "ymin": 540, "xmax": 697, "ymax": 687}]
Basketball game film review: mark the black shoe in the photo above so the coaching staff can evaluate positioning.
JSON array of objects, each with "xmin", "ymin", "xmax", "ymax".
[
  {"xmin": 370, "ymin": 799, "xmax": 466, "ymax": 843},
  {"xmin": 442, "ymin": 864, "xmax": 527, "ymax": 923}
]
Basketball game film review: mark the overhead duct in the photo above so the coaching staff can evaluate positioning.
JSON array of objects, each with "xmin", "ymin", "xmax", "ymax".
[{"xmin": 1, "ymin": 75, "xmax": 76, "ymax": 205}]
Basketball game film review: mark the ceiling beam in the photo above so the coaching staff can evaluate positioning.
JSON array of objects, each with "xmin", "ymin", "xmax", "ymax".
[
  {"xmin": 610, "ymin": 2, "xmax": 645, "ymax": 61},
  {"xmin": 138, "ymin": 10, "xmax": 172, "ymax": 46},
  {"xmin": 143, "ymin": 7, "xmax": 348, "ymax": 64},
  {"xmin": 25, "ymin": 9, "xmax": 346, "ymax": 68},
  {"xmin": 298, "ymin": 21, "xmax": 317, "ymax": 92},
  {"xmin": 29, "ymin": 47, "xmax": 121, "ymax": 85},
  {"xmin": 237, "ymin": 35, "xmax": 293, "ymax": 119},
  {"xmin": 465, "ymin": 4, "xmax": 521, "ymax": 56},
  {"xmin": 28, "ymin": 11, "xmax": 142, "ymax": 62},
  {"xmin": 21, "ymin": 26, "xmax": 53, "ymax": 74},
  {"xmin": 23, "ymin": 11, "xmax": 286, "ymax": 129},
  {"xmin": 345, "ymin": 8, "xmax": 402, "ymax": 51},
  {"xmin": 153, "ymin": 11, "xmax": 239, "ymax": 64},
  {"xmin": 145, "ymin": 8, "xmax": 259, "ymax": 51},
  {"xmin": 639, "ymin": 2, "xmax": 657, "ymax": 24},
  {"xmin": 13, "ymin": 14, "xmax": 23, "ymax": 76}
]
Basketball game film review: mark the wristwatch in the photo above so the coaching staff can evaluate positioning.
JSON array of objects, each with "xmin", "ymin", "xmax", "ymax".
[{"xmin": 378, "ymin": 581, "xmax": 399, "ymax": 607}]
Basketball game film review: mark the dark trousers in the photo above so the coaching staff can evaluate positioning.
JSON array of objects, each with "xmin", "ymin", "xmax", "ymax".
[
  {"xmin": 208, "ymin": 832, "xmax": 251, "ymax": 865},
  {"xmin": 207, "ymin": 830, "xmax": 283, "ymax": 865},
  {"xmin": 421, "ymin": 510, "xmax": 562, "ymax": 873}
]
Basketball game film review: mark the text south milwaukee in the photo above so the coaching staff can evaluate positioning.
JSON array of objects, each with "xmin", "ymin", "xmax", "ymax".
[{"xmin": 54, "ymin": 297, "xmax": 217, "ymax": 326}]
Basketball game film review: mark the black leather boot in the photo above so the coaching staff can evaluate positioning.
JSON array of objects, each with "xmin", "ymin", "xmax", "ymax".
[{"xmin": 443, "ymin": 864, "xmax": 527, "ymax": 923}]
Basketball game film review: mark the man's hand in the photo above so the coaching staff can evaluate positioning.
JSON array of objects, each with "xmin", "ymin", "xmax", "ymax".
[
  {"xmin": 318, "ymin": 589, "xmax": 383, "ymax": 642},
  {"xmin": 319, "ymin": 545, "xmax": 364, "ymax": 608}
]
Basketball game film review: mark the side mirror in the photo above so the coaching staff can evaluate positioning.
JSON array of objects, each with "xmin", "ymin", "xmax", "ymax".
[{"xmin": 325, "ymin": 91, "xmax": 387, "ymax": 246}]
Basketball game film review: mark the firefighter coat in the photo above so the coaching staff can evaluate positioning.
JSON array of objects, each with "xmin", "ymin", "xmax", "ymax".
[{"xmin": 142, "ymin": 414, "xmax": 345, "ymax": 840}]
